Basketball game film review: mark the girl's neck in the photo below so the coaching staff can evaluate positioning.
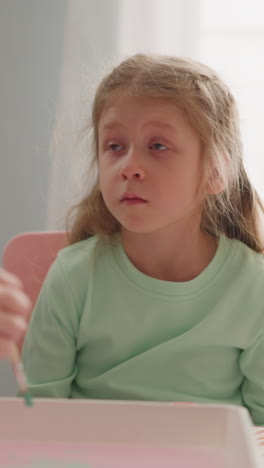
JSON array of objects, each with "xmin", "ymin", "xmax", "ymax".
[{"xmin": 121, "ymin": 226, "xmax": 218, "ymax": 282}]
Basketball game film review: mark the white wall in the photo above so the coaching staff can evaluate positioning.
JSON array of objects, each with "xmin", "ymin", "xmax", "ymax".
[{"xmin": 0, "ymin": 0, "xmax": 67, "ymax": 258}]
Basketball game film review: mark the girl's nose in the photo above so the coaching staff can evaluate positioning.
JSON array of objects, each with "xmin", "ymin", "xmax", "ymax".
[{"xmin": 119, "ymin": 150, "xmax": 145, "ymax": 181}]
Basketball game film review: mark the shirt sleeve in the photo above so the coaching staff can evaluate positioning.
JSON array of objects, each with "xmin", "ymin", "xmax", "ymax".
[
  {"xmin": 22, "ymin": 257, "xmax": 79, "ymax": 398},
  {"xmin": 240, "ymin": 332, "xmax": 264, "ymax": 425}
]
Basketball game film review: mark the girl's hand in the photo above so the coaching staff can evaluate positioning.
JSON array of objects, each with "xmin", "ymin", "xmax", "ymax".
[{"xmin": 0, "ymin": 268, "xmax": 32, "ymax": 359}]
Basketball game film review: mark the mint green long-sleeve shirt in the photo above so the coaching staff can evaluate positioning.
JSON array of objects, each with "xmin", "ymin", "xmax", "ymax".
[{"xmin": 22, "ymin": 234, "xmax": 264, "ymax": 424}]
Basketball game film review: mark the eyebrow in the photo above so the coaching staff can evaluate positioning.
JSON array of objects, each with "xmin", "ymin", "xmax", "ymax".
[
  {"xmin": 101, "ymin": 120, "xmax": 176, "ymax": 131},
  {"xmin": 101, "ymin": 121, "xmax": 125, "ymax": 131},
  {"xmin": 143, "ymin": 120, "xmax": 176, "ymax": 130}
]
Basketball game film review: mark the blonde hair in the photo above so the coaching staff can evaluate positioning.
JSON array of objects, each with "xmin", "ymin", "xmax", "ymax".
[{"xmin": 67, "ymin": 53, "xmax": 264, "ymax": 252}]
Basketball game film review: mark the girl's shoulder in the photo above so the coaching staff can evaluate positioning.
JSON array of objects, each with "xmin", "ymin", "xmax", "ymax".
[
  {"xmin": 43, "ymin": 235, "xmax": 114, "ymax": 310},
  {"xmin": 233, "ymin": 237, "xmax": 264, "ymax": 264},
  {"xmin": 55, "ymin": 234, "xmax": 113, "ymax": 275},
  {"xmin": 59, "ymin": 235, "xmax": 99, "ymax": 256},
  {"xmin": 229, "ymin": 236, "xmax": 264, "ymax": 280}
]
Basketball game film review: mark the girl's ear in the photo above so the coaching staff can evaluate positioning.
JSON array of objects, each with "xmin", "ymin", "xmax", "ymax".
[{"xmin": 206, "ymin": 168, "xmax": 225, "ymax": 195}]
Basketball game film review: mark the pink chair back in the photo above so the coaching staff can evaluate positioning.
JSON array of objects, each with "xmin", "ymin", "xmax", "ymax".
[{"xmin": 2, "ymin": 231, "xmax": 68, "ymax": 308}]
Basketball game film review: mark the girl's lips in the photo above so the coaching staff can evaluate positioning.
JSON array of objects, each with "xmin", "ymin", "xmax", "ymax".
[
  {"xmin": 121, "ymin": 198, "xmax": 147, "ymax": 204},
  {"xmin": 121, "ymin": 193, "xmax": 147, "ymax": 203}
]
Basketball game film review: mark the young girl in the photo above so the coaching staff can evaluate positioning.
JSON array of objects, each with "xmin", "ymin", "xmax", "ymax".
[{"xmin": 3, "ymin": 54, "xmax": 264, "ymax": 425}]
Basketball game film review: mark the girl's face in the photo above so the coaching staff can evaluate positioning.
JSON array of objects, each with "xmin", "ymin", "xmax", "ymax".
[{"xmin": 98, "ymin": 95, "xmax": 204, "ymax": 235}]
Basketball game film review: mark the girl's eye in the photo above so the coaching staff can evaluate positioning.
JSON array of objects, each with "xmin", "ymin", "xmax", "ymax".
[
  {"xmin": 150, "ymin": 142, "xmax": 168, "ymax": 151},
  {"xmin": 107, "ymin": 143, "xmax": 124, "ymax": 152}
]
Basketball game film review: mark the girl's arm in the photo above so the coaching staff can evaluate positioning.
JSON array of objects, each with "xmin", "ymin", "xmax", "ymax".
[
  {"xmin": 22, "ymin": 258, "xmax": 79, "ymax": 398},
  {"xmin": 240, "ymin": 333, "xmax": 264, "ymax": 426}
]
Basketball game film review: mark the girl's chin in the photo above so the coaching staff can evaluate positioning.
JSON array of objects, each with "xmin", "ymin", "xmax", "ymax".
[{"xmin": 120, "ymin": 224, "xmax": 161, "ymax": 235}]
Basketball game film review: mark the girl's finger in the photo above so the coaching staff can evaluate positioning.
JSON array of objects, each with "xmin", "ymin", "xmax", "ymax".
[
  {"xmin": 0, "ymin": 269, "xmax": 23, "ymax": 289},
  {"xmin": 0, "ymin": 312, "xmax": 27, "ymax": 341},
  {"xmin": 0, "ymin": 285, "xmax": 32, "ymax": 321}
]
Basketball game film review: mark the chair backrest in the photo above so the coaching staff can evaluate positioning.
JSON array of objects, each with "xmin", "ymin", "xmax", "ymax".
[{"xmin": 2, "ymin": 231, "xmax": 68, "ymax": 308}]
